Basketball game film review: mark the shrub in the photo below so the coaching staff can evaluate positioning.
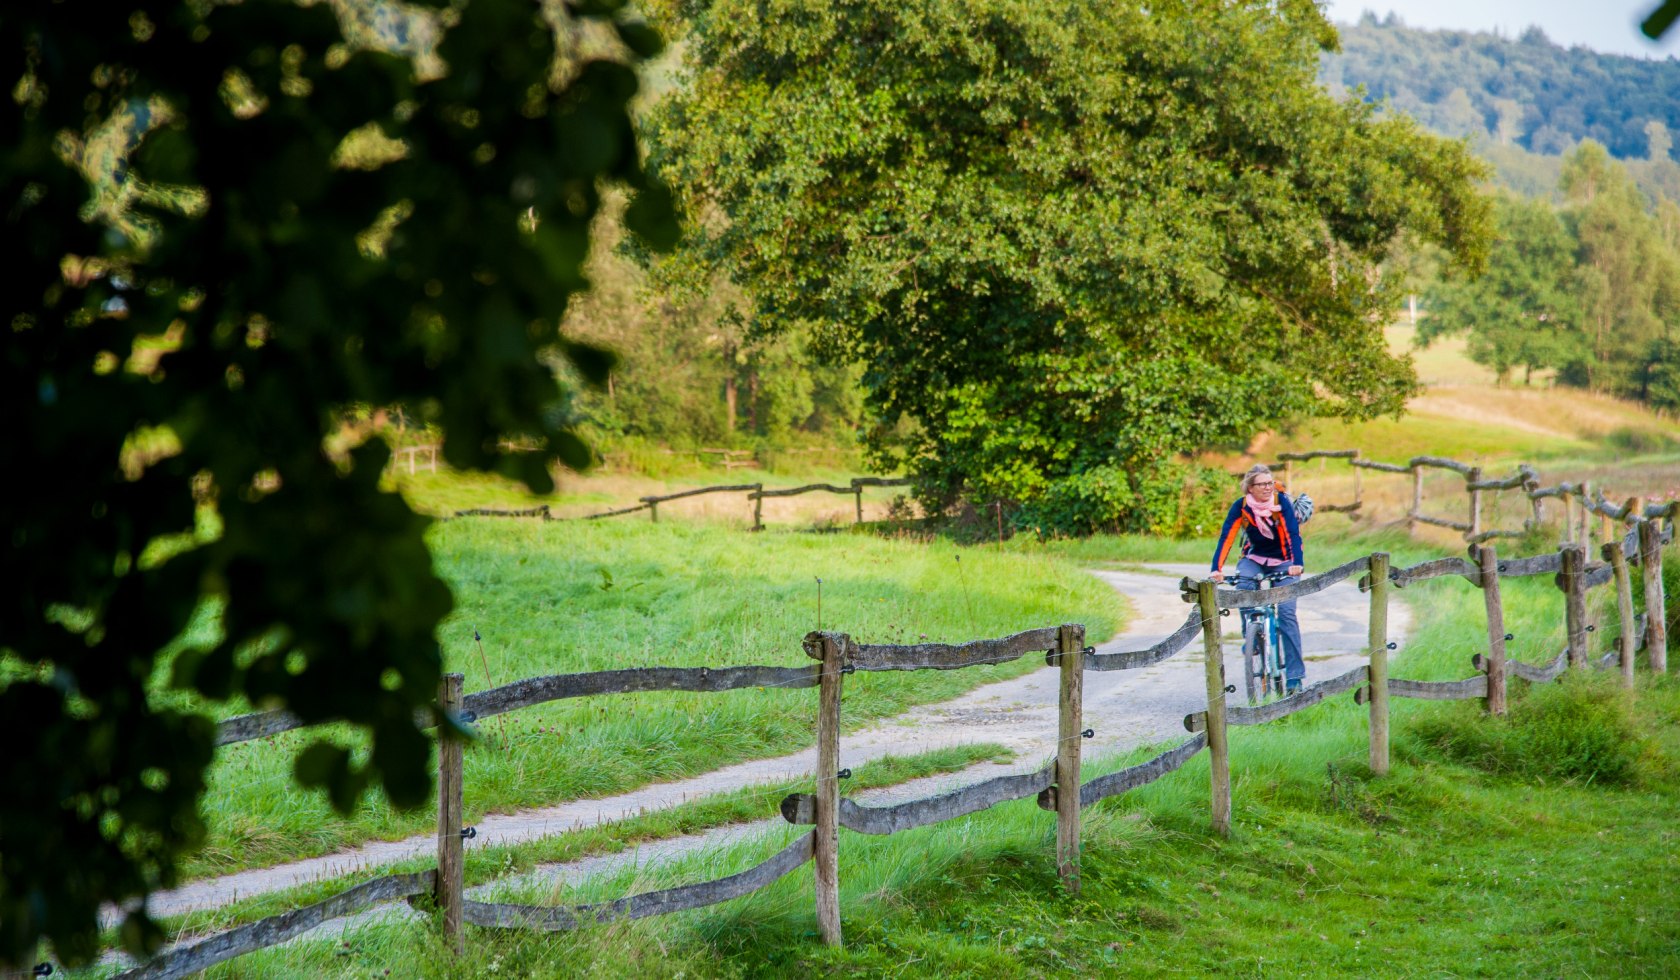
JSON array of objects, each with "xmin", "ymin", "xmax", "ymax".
[
  {"xmin": 1408, "ymin": 676, "xmax": 1644, "ymax": 785},
  {"xmin": 1017, "ymin": 461, "xmax": 1231, "ymax": 538},
  {"xmin": 1603, "ymin": 426, "xmax": 1680, "ymax": 455}
]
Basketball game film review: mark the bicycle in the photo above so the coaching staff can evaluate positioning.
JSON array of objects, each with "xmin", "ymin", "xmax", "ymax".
[{"xmin": 1231, "ymin": 567, "xmax": 1294, "ymax": 704}]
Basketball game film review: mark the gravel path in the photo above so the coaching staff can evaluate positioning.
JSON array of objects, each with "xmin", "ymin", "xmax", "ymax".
[{"xmin": 112, "ymin": 562, "xmax": 1409, "ymax": 958}]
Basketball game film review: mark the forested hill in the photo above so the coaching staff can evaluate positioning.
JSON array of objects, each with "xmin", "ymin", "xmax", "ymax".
[{"xmin": 1321, "ymin": 14, "xmax": 1680, "ymax": 161}]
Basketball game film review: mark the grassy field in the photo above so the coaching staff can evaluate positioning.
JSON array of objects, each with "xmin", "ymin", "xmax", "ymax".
[
  {"xmin": 174, "ymin": 538, "xmax": 1680, "ymax": 977},
  {"xmin": 177, "ymin": 519, "xmax": 1126, "ymax": 878}
]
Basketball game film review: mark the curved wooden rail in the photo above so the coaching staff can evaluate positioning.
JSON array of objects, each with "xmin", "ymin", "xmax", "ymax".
[
  {"xmin": 111, "ymin": 872, "xmax": 435, "ymax": 980},
  {"xmin": 462, "ymin": 832, "xmax": 814, "ymax": 931},
  {"xmin": 781, "ymin": 763, "xmax": 1056, "ymax": 835},
  {"xmin": 828, "ymin": 627, "xmax": 1063, "ymax": 672},
  {"xmin": 1467, "ymin": 466, "xmax": 1537, "ymax": 492},
  {"xmin": 1085, "ymin": 610, "xmax": 1201, "ymax": 672},
  {"xmin": 1409, "ymin": 455, "xmax": 1476, "ymax": 475},
  {"xmin": 1390, "ymin": 675, "xmax": 1488, "ymax": 700},
  {"xmin": 1069, "ymin": 733, "xmax": 1207, "ymax": 809},
  {"xmin": 1179, "ymin": 556, "xmax": 1371, "ymax": 610},
  {"xmin": 463, "ymin": 664, "xmax": 822, "ymax": 719},
  {"xmin": 1276, "ymin": 449, "xmax": 1359, "ymax": 461},
  {"xmin": 640, "ymin": 483, "xmax": 762, "ymax": 504},
  {"xmin": 750, "ymin": 483, "xmax": 856, "ymax": 498},
  {"xmin": 215, "ymin": 709, "xmax": 307, "ymax": 746},
  {"xmin": 453, "ymin": 505, "xmax": 550, "ymax": 518},
  {"xmin": 1487, "ymin": 552, "xmax": 1561, "ymax": 579},
  {"xmin": 1510, "ymin": 650, "xmax": 1568, "ymax": 684},
  {"xmin": 1225, "ymin": 665, "xmax": 1369, "ymax": 726},
  {"xmin": 1351, "ymin": 458, "xmax": 1411, "ymax": 473},
  {"xmin": 1383, "ymin": 556, "xmax": 1480, "ymax": 589},
  {"xmin": 582, "ymin": 501, "xmax": 652, "ymax": 520}
]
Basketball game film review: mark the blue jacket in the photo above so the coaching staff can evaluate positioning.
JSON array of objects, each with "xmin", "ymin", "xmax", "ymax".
[{"xmin": 1211, "ymin": 493, "xmax": 1304, "ymax": 571}]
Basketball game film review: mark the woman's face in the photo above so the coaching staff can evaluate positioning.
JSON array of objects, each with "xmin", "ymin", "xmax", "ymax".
[{"xmin": 1248, "ymin": 474, "xmax": 1275, "ymax": 501}]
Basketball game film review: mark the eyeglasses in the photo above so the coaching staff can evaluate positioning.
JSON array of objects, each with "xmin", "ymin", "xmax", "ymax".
[{"xmin": 1251, "ymin": 481, "xmax": 1274, "ymax": 488}]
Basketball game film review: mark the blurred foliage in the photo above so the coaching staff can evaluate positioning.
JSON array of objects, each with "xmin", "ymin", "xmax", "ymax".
[
  {"xmin": 555, "ymin": 196, "xmax": 866, "ymax": 451},
  {"xmin": 2, "ymin": 0, "xmax": 671, "ymax": 965},
  {"xmin": 645, "ymin": 0, "xmax": 1491, "ymax": 534}
]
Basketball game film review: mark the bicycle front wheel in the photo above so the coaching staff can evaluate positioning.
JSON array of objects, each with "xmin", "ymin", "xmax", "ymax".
[{"xmin": 1242, "ymin": 621, "xmax": 1264, "ymax": 705}]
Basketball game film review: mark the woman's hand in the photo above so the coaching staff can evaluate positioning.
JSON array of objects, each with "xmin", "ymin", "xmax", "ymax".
[
  {"xmin": 1288, "ymin": 565, "xmax": 1303, "ymax": 577},
  {"xmin": 1210, "ymin": 570, "xmax": 1225, "ymax": 583}
]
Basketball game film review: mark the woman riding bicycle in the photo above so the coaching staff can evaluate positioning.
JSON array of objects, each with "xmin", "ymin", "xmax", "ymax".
[{"xmin": 1210, "ymin": 464, "xmax": 1307, "ymax": 694}]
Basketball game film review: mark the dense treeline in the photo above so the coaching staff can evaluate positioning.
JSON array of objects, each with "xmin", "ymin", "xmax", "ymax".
[
  {"xmin": 1323, "ymin": 14, "xmax": 1680, "ymax": 160},
  {"xmin": 1423, "ymin": 143, "xmax": 1680, "ymax": 410}
]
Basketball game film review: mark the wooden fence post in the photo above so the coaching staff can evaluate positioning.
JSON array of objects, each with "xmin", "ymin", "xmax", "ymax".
[
  {"xmin": 1467, "ymin": 467, "xmax": 1482, "ymax": 540},
  {"xmin": 1055, "ymin": 624, "xmax": 1084, "ymax": 893},
  {"xmin": 1351, "ymin": 451, "xmax": 1364, "ymax": 508},
  {"xmin": 1408, "ymin": 466, "xmax": 1422, "ymax": 532},
  {"xmin": 813, "ymin": 633, "xmax": 846, "ymax": 947},
  {"xmin": 1640, "ymin": 518, "xmax": 1668, "ymax": 673},
  {"xmin": 1581, "ymin": 483, "xmax": 1595, "ymax": 552},
  {"xmin": 437, "ymin": 672, "xmax": 465, "ymax": 955},
  {"xmin": 1368, "ymin": 553, "xmax": 1391, "ymax": 775},
  {"xmin": 752, "ymin": 485, "xmax": 764, "ymax": 532},
  {"xmin": 1196, "ymin": 580, "xmax": 1230, "ymax": 837},
  {"xmin": 1561, "ymin": 544, "xmax": 1588, "ymax": 669},
  {"xmin": 648, "ymin": 500, "xmax": 659, "ymax": 523},
  {"xmin": 1605, "ymin": 529, "xmax": 1637, "ymax": 689},
  {"xmin": 1477, "ymin": 547, "xmax": 1508, "ymax": 715},
  {"xmin": 854, "ymin": 484, "xmax": 864, "ymax": 525}
]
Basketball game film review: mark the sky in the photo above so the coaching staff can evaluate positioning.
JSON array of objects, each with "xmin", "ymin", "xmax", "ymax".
[{"xmin": 1321, "ymin": 1, "xmax": 1679, "ymax": 58}]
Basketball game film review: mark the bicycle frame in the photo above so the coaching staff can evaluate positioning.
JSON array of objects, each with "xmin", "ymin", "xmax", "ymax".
[{"xmin": 1232, "ymin": 568, "xmax": 1292, "ymax": 703}]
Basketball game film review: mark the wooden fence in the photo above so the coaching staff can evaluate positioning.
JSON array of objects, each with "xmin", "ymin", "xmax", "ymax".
[
  {"xmin": 453, "ymin": 475, "xmax": 911, "ymax": 529},
  {"xmin": 107, "ymin": 503, "xmax": 1675, "ymax": 977},
  {"xmin": 1269, "ymin": 448, "xmax": 1677, "ymax": 548}
]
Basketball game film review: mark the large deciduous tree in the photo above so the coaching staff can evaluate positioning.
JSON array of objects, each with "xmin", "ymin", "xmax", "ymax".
[
  {"xmin": 2, "ymin": 0, "xmax": 671, "ymax": 965},
  {"xmin": 645, "ymin": 0, "xmax": 1490, "ymax": 533}
]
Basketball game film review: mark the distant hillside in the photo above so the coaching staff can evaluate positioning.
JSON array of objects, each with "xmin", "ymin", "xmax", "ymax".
[{"xmin": 1321, "ymin": 14, "xmax": 1680, "ymax": 162}]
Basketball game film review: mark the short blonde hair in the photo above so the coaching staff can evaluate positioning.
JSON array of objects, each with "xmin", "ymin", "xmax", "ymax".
[{"xmin": 1241, "ymin": 464, "xmax": 1274, "ymax": 495}]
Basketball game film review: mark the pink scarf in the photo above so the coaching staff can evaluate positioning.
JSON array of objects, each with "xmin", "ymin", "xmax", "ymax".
[{"xmin": 1245, "ymin": 493, "xmax": 1278, "ymax": 540}]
